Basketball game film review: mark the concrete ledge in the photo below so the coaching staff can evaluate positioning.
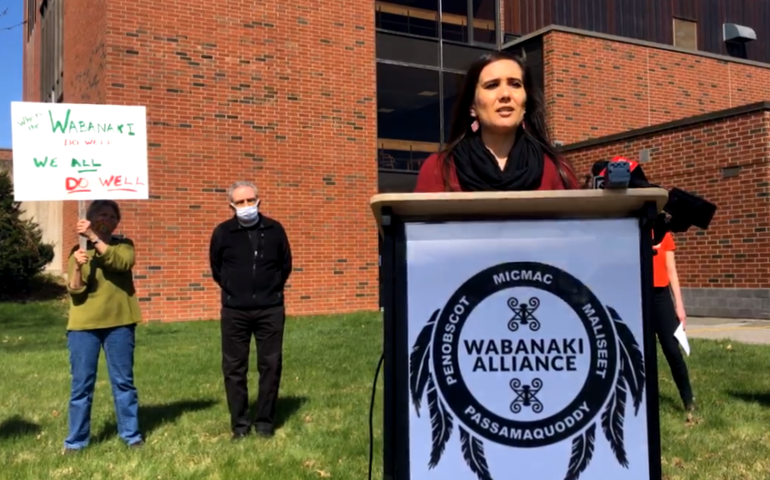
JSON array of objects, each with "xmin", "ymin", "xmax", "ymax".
[{"xmin": 683, "ymin": 288, "xmax": 770, "ymax": 319}]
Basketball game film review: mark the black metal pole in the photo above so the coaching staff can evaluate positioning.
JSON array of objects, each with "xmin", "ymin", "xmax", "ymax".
[
  {"xmin": 640, "ymin": 201, "xmax": 663, "ymax": 480},
  {"xmin": 381, "ymin": 206, "xmax": 395, "ymax": 480}
]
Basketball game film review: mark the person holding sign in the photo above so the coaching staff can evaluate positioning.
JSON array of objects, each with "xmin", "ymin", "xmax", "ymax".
[
  {"xmin": 209, "ymin": 181, "xmax": 293, "ymax": 440},
  {"xmin": 414, "ymin": 51, "xmax": 578, "ymax": 192},
  {"xmin": 64, "ymin": 200, "xmax": 144, "ymax": 453},
  {"xmin": 653, "ymin": 232, "xmax": 695, "ymax": 412}
]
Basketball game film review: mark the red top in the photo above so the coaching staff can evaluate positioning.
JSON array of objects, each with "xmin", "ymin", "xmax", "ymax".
[
  {"xmin": 414, "ymin": 152, "xmax": 578, "ymax": 192},
  {"xmin": 652, "ymin": 232, "xmax": 675, "ymax": 288}
]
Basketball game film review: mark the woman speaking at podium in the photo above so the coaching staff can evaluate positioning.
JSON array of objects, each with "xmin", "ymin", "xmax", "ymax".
[{"xmin": 414, "ymin": 51, "xmax": 578, "ymax": 192}]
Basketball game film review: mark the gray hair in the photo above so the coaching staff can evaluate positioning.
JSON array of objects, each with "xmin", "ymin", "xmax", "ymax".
[{"xmin": 227, "ymin": 180, "xmax": 258, "ymax": 203}]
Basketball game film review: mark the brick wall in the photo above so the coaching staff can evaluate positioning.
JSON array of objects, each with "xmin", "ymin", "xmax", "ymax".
[
  {"xmin": 543, "ymin": 30, "xmax": 770, "ymax": 145},
  {"xmin": 565, "ymin": 106, "xmax": 770, "ymax": 318},
  {"xmin": 0, "ymin": 149, "xmax": 11, "ymax": 175},
  {"xmin": 50, "ymin": 0, "xmax": 380, "ymax": 321},
  {"xmin": 59, "ymin": 0, "xmax": 109, "ymax": 279}
]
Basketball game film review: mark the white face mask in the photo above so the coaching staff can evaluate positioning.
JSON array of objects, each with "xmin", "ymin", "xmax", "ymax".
[{"xmin": 233, "ymin": 201, "xmax": 259, "ymax": 223}]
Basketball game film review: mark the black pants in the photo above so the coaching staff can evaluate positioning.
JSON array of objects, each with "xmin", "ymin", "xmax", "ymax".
[
  {"xmin": 653, "ymin": 286, "xmax": 693, "ymax": 405},
  {"xmin": 221, "ymin": 304, "xmax": 285, "ymax": 433}
]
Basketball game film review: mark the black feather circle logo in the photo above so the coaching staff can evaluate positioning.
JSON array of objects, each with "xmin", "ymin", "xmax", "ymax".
[{"xmin": 408, "ymin": 262, "xmax": 646, "ymax": 480}]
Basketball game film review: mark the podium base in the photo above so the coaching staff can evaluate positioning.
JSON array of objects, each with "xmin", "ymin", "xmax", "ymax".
[{"xmin": 373, "ymin": 193, "xmax": 665, "ymax": 480}]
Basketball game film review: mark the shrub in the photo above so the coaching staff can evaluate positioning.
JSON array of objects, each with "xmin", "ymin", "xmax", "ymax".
[{"xmin": 0, "ymin": 170, "xmax": 55, "ymax": 295}]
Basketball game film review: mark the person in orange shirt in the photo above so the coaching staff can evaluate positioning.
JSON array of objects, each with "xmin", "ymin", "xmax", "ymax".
[{"xmin": 652, "ymin": 231, "xmax": 694, "ymax": 412}]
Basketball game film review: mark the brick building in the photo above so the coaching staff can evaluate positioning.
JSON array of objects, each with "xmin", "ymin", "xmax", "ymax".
[
  {"xmin": 510, "ymin": 27, "xmax": 770, "ymax": 318},
  {"xmin": 20, "ymin": 0, "xmax": 770, "ymax": 319},
  {"xmin": 566, "ymin": 103, "xmax": 770, "ymax": 318},
  {"xmin": 0, "ymin": 149, "xmax": 12, "ymax": 186},
  {"xmin": 0, "ymin": 148, "xmax": 11, "ymax": 167}
]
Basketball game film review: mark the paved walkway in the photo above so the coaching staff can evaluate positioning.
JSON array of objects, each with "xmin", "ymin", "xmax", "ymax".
[{"xmin": 686, "ymin": 316, "xmax": 770, "ymax": 345}]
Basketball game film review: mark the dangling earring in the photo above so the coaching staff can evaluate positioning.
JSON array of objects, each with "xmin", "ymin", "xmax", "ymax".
[{"xmin": 469, "ymin": 109, "xmax": 479, "ymax": 133}]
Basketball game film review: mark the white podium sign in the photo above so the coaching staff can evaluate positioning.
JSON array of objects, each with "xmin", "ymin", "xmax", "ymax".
[{"xmin": 406, "ymin": 218, "xmax": 649, "ymax": 480}]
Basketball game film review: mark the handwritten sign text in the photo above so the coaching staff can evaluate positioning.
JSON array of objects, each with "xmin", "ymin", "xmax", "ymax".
[{"xmin": 10, "ymin": 101, "xmax": 149, "ymax": 201}]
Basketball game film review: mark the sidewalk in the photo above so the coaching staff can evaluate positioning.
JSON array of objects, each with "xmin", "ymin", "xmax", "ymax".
[{"xmin": 686, "ymin": 316, "xmax": 770, "ymax": 345}]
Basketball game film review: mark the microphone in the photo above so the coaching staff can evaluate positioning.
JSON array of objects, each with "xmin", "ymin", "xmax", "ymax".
[
  {"xmin": 590, "ymin": 155, "xmax": 717, "ymax": 245},
  {"xmin": 591, "ymin": 155, "xmax": 648, "ymax": 189}
]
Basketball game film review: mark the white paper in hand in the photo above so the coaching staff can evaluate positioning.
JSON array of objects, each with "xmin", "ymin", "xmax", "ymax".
[{"xmin": 674, "ymin": 323, "xmax": 690, "ymax": 356}]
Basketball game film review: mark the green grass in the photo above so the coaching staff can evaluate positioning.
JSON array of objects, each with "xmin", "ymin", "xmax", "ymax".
[
  {"xmin": 0, "ymin": 297, "xmax": 385, "ymax": 480},
  {"xmin": 2, "ymin": 292, "xmax": 770, "ymax": 479}
]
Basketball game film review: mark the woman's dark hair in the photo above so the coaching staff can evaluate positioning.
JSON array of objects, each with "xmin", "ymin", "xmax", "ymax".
[
  {"xmin": 86, "ymin": 200, "xmax": 121, "ymax": 222},
  {"xmin": 440, "ymin": 51, "xmax": 577, "ymax": 191}
]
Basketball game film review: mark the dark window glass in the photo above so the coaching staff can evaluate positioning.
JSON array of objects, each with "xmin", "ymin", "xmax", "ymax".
[
  {"xmin": 376, "ymin": 32, "xmax": 440, "ymax": 67},
  {"xmin": 39, "ymin": 0, "xmax": 63, "ymax": 102},
  {"xmin": 472, "ymin": 0, "xmax": 496, "ymax": 44},
  {"xmin": 441, "ymin": 0, "xmax": 469, "ymax": 43},
  {"xmin": 442, "ymin": 42, "xmax": 491, "ymax": 71},
  {"xmin": 375, "ymin": 0, "xmax": 439, "ymax": 39},
  {"xmin": 378, "ymin": 170, "xmax": 419, "ymax": 193},
  {"xmin": 27, "ymin": 0, "xmax": 36, "ymax": 40},
  {"xmin": 442, "ymin": 72, "xmax": 466, "ymax": 145},
  {"xmin": 440, "ymin": 0, "xmax": 497, "ymax": 45},
  {"xmin": 376, "ymin": 63, "xmax": 441, "ymax": 173}
]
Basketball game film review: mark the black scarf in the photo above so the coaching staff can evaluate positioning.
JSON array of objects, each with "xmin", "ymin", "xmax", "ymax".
[{"xmin": 452, "ymin": 129, "xmax": 544, "ymax": 191}]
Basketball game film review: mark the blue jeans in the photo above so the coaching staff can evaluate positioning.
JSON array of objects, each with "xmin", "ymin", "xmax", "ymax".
[{"xmin": 65, "ymin": 324, "xmax": 142, "ymax": 449}]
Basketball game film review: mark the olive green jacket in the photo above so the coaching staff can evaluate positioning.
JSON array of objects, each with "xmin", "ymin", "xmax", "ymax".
[{"xmin": 66, "ymin": 237, "xmax": 143, "ymax": 331}]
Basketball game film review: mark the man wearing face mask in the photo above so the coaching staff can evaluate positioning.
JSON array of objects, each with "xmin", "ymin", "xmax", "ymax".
[{"xmin": 208, "ymin": 180, "xmax": 293, "ymax": 440}]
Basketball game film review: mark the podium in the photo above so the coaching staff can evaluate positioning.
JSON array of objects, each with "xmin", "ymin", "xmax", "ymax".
[{"xmin": 372, "ymin": 189, "xmax": 668, "ymax": 480}]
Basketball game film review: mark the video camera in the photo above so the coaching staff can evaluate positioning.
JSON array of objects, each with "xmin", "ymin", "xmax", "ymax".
[{"xmin": 591, "ymin": 156, "xmax": 717, "ymax": 247}]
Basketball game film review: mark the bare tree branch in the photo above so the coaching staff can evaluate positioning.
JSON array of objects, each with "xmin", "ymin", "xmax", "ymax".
[
  {"xmin": 0, "ymin": 21, "xmax": 27, "ymax": 31},
  {"xmin": 0, "ymin": 7, "xmax": 28, "ymax": 32}
]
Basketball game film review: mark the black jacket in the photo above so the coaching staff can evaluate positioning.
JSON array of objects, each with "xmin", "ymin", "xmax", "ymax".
[{"xmin": 209, "ymin": 215, "xmax": 292, "ymax": 310}]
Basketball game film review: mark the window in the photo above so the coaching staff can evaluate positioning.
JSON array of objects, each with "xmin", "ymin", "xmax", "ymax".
[
  {"xmin": 376, "ymin": 31, "xmax": 440, "ymax": 68},
  {"xmin": 442, "ymin": 72, "xmax": 466, "ymax": 144},
  {"xmin": 375, "ymin": 0, "xmax": 439, "ymax": 39},
  {"xmin": 374, "ymin": 0, "xmax": 497, "ymax": 45},
  {"xmin": 441, "ymin": 0, "xmax": 468, "ymax": 42},
  {"xmin": 376, "ymin": 63, "xmax": 441, "ymax": 173},
  {"xmin": 39, "ymin": 0, "xmax": 64, "ymax": 102},
  {"xmin": 673, "ymin": 18, "xmax": 697, "ymax": 51},
  {"xmin": 26, "ymin": 0, "xmax": 36, "ymax": 40},
  {"xmin": 378, "ymin": 170, "xmax": 419, "ymax": 192},
  {"xmin": 472, "ymin": 0, "xmax": 496, "ymax": 44},
  {"xmin": 441, "ymin": 0, "xmax": 497, "ymax": 45}
]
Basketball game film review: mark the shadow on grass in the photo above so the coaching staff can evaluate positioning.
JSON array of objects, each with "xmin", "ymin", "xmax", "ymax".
[
  {"xmin": 658, "ymin": 393, "xmax": 685, "ymax": 411},
  {"xmin": 0, "ymin": 274, "xmax": 68, "ymax": 339},
  {"xmin": 249, "ymin": 395, "xmax": 308, "ymax": 430},
  {"xmin": 0, "ymin": 415, "xmax": 42, "ymax": 440},
  {"xmin": 92, "ymin": 398, "xmax": 218, "ymax": 443},
  {"xmin": 727, "ymin": 391, "xmax": 770, "ymax": 408},
  {"xmin": 0, "ymin": 274, "xmax": 67, "ymax": 304}
]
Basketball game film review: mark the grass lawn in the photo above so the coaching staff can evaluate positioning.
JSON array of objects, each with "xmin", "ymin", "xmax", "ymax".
[{"xmin": 2, "ymin": 290, "xmax": 770, "ymax": 479}]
